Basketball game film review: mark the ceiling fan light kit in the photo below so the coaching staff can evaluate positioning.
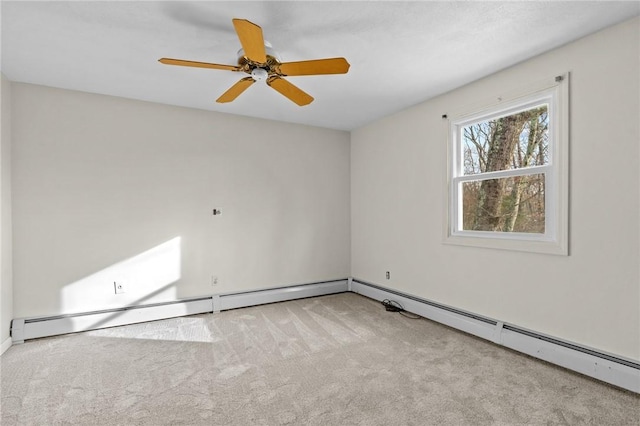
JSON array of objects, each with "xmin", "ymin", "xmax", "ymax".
[
  {"xmin": 159, "ymin": 18, "xmax": 350, "ymax": 106},
  {"xmin": 250, "ymin": 67, "xmax": 268, "ymax": 82}
]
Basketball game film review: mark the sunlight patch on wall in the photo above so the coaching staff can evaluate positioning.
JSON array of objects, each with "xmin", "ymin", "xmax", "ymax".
[{"xmin": 61, "ymin": 237, "xmax": 182, "ymax": 315}]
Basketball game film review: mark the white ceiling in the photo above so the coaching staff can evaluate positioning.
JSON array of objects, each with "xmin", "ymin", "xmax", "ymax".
[{"xmin": 1, "ymin": 1, "xmax": 638, "ymax": 131}]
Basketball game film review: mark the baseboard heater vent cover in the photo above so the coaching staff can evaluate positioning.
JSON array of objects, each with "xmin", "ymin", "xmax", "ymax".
[
  {"xmin": 11, "ymin": 279, "xmax": 349, "ymax": 344},
  {"xmin": 10, "ymin": 278, "xmax": 636, "ymax": 393},
  {"xmin": 350, "ymin": 278, "xmax": 640, "ymax": 394},
  {"xmin": 11, "ymin": 297, "xmax": 215, "ymax": 343}
]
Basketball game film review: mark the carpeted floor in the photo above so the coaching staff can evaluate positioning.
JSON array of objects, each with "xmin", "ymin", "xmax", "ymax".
[{"xmin": 1, "ymin": 293, "xmax": 638, "ymax": 425}]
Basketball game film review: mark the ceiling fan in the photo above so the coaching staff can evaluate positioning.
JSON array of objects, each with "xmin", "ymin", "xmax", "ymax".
[{"xmin": 159, "ymin": 18, "xmax": 350, "ymax": 106}]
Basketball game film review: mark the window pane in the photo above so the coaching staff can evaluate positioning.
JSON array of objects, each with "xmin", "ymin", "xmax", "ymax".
[
  {"xmin": 462, "ymin": 174, "xmax": 545, "ymax": 233},
  {"xmin": 462, "ymin": 105, "xmax": 549, "ymax": 175}
]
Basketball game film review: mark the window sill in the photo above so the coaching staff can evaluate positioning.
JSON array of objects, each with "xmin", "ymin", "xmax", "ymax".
[{"xmin": 443, "ymin": 232, "xmax": 568, "ymax": 256}]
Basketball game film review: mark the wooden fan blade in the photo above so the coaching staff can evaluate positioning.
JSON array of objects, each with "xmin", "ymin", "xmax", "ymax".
[
  {"xmin": 158, "ymin": 58, "xmax": 240, "ymax": 72},
  {"xmin": 267, "ymin": 76, "xmax": 314, "ymax": 106},
  {"xmin": 216, "ymin": 77, "xmax": 255, "ymax": 103},
  {"xmin": 277, "ymin": 58, "xmax": 350, "ymax": 76},
  {"xmin": 232, "ymin": 19, "xmax": 267, "ymax": 64}
]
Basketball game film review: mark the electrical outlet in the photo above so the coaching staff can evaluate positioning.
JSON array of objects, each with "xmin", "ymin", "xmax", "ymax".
[
  {"xmin": 211, "ymin": 275, "xmax": 219, "ymax": 286},
  {"xmin": 386, "ymin": 271, "xmax": 390, "ymax": 280},
  {"xmin": 114, "ymin": 281, "xmax": 126, "ymax": 294}
]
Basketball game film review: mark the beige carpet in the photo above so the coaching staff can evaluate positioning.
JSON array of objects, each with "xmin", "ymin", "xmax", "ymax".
[{"xmin": 1, "ymin": 293, "xmax": 638, "ymax": 425}]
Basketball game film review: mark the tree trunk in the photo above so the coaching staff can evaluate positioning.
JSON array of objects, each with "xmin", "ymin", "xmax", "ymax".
[
  {"xmin": 504, "ymin": 114, "xmax": 541, "ymax": 232},
  {"xmin": 474, "ymin": 115, "xmax": 526, "ymax": 231},
  {"xmin": 504, "ymin": 176, "xmax": 525, "ymax": 232}
]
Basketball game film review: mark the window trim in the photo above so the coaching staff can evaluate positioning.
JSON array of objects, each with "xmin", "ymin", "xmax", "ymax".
[{"xmin": 444, "ymin": 74, "xmax": 569, "ymax": 255}]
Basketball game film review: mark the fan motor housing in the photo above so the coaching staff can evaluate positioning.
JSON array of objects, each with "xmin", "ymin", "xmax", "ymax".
[{"xmin": 237, "ymin": 41, "xmax": 281, "ymax": 78}]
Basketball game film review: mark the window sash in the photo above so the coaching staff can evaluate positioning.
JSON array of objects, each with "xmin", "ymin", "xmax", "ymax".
[
  {"xmin": 453, "ymin": 164, "xmax": 551, "ymax": 183},
  {"xmin": 451, "ymin": 173, "xmax": 553, "ymax": 240},
  {"xmin": 453, "ymin": 94, "xmax": 555, "ymax": 179}
]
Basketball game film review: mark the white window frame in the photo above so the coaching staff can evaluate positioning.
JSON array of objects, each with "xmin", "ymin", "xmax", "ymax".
[{"xmin": 444, "ymin": 74, "xmax": 569, "ymax": 255}]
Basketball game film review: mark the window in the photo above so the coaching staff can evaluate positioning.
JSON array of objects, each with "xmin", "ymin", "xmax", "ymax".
[{"xmin": 445, "ymin": 75, "xmax": 568, "ymax": 255}]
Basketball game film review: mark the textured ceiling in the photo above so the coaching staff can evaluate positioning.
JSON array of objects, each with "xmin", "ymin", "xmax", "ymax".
[{"xmin": 1, "ymin": 1, "xmax": 638, "ymax": 130}]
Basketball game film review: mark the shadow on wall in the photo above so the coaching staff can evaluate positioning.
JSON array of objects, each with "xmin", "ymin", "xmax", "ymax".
[{"xmin": 60, "ymin": 237, "xmax": 182, "ymax": 316}]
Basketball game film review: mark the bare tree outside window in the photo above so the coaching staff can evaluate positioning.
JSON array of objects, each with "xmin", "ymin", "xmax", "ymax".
[{"xmin": 460, "ymin": 106, "xmax": 548, "ymax": 233}]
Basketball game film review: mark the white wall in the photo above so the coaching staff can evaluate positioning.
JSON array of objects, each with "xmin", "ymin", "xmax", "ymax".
[
  {"xmin": 351, "ymin": 18, "xmax": 639, "ymax": 361},
  {"xmin": 12, "ymin": 84, "xmax": 350, "ymax": 318},
  {"xmin": 1, "ymin": 73, "xmax": 13, "ymax": 349}
]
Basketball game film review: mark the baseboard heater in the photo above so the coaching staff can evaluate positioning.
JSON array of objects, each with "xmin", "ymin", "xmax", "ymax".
[
  {"xmin": 9, "ymin": 277, "xmax": 638, "ymax": 393},
  {"xmin": 350, "ymin": 278, "xmax": 640, "ymax": 394},
  {"xmin": 10, "ymin": 279, "xmax": 349, "ymax": 344}
]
